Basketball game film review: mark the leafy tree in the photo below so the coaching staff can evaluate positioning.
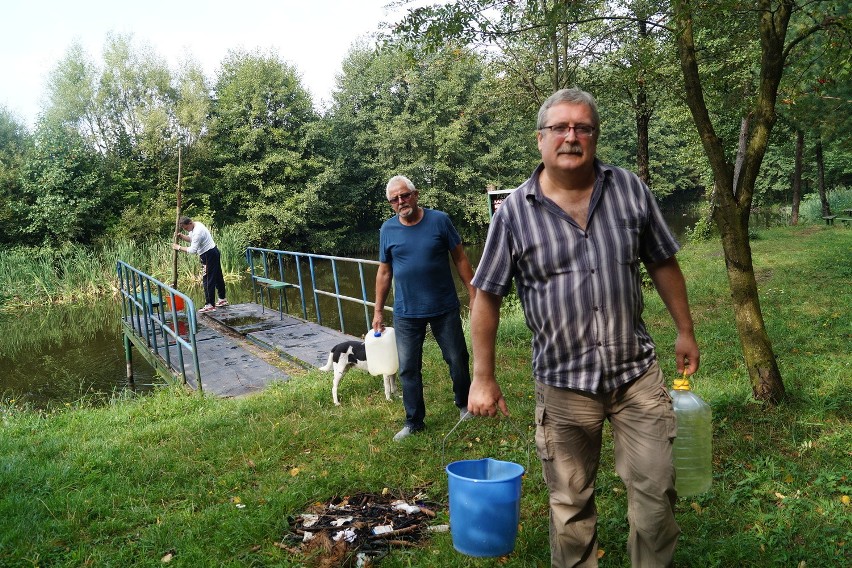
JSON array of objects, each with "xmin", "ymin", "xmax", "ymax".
[
  {"xmin": 321, "ymin": 43, "xmax": 537, "ymax": 247},
  {"xmin": 15, "ymin": 120, "xmax": 107, "ymax": 245},
  {"xmin": 42, "ymin": 35, "xmax": 189, "ymax": 240},
  {"xmin": 0, "ymin": 108, "xmax": 31, "ymax": 245},
  {"xmin": 673, "ymin": 0, "xmax": 848, "ymax": 402},
  {"xmin": 205, "ymin": 49, "xmax": 321, "ymax": 247}
]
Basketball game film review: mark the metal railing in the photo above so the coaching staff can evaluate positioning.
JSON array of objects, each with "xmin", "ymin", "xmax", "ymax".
[
  {"xmin": 116, "ymin": 260, "xmax": 202, "ymax": 391},
  {"xmin": 245, "ymin": 247, "xmax": 393, "ymax": 335}
]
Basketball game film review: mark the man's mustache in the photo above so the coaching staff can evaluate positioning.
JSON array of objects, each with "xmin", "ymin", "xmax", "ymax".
[{"xmin": 558, "ymin": 143, "xmax": 584, "ymax": 154}]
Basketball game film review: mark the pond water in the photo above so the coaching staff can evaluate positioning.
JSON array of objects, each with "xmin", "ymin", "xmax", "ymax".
[{"xmin": 0, "ymin": 204, "xmax": 765, "ymax": 409}]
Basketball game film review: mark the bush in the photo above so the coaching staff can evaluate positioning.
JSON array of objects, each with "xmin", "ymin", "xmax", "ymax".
[{"xmin": 799, "ymin": 186, "xmax": 852, "ymax": 223}]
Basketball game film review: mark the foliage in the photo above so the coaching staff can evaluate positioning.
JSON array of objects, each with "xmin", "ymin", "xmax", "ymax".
[
  {"xmin": 0, "ymin": 106, "xmax": 30, "ymax": 245},
  {"xmin": 320, "ymin": 43, "xmax": 537, "ymax": 248},
  {"xmin": 204, "ymin": 49, "xmax": 322, "ymax": 248},
  {"xmin": 0, "ymin": 232, "xmax": 248, "ymax": 311},
  {"xmin": 0, "ymin": 227, "xmax": 850, "ymax": 566},
  {"xmin": 799, "ymin": 186, "xmax": 852, "ymax": 222},
  {"xmin": 15, "ymin": 120, "xmax": 110, "ymax": 245}
]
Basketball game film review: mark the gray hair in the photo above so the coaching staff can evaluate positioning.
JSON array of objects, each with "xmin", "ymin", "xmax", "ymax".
[
  {"xmin": 385, "ymin": 175, "xmax": 416, "ymax": 199},
  {"xmin": 178, "ymin": 216, "xmax": 193, "ymax": 226},
  {"xmin": 536, "ymin": 88, "xmax": 600, "ymax": 131}
]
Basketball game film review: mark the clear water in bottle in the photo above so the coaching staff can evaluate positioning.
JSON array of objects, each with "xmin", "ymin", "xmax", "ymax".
[{"xmin": 670, "ymin": 377, "xmax": 712, "ymax": 496}]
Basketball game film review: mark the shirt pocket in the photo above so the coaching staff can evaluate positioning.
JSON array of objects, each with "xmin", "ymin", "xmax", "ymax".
[{"xmin": 614, "ymin": 219, "xmax": 642, "ymax": 265}]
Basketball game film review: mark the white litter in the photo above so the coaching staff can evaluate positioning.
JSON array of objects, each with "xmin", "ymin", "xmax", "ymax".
[
  {"xmin": 372, "ymin": 524, "xmax": 394, "ymax": 535},
  {"xmin": 301, "ymin": 514, "xmax": 319, "ymax": 528},
  {"xmin": 428, "ymin": 524, "xmax": 450, "ymax": 533},
  {"xmin": 302, "ymin": 531, "xmax": 315, "ymax": 542},
  {"xmin": 391, "ymin": 500, "xmax": 420, "ymax": 514},
  {"xmin": 333, "ymin": 528, "xmax": 358, "ymax": 542},
  {"xmin": 331, "ymin": 516, "xmax": 353, "ymax": 527}
]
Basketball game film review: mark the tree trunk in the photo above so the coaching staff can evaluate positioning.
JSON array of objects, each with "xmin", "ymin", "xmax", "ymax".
[
  {"xmin": 791, "ymin": 129, "xmax": 803, "ymax": 225},
  {"xmin": 816, "ymin": 137, "xmax": 830, "ymax": 216},
  {"xmin": 674, "ymin": 0, "xmax": 788, "ymax": 404},
  {"xmin": 714, "ymin": 206, "xmax": 786, "ymax": 403},
  {"xmin": 635, "ymin": 18, "xmax": 651, "ymax": 186}
]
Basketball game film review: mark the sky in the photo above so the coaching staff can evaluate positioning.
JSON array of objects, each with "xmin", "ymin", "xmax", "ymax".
[{"xmin": 1, "ymin": 0, "xmax": 409, "ymax": 128}]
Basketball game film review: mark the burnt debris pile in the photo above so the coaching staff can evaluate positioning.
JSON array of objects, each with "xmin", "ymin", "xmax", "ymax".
[{"xmin": 278, "ymin": 490, "xmax": 447, "ymax": 566}]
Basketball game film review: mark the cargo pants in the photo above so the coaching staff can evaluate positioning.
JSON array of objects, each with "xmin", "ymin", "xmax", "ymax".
[{"xmin": 534, "ymin": 360, "xmax": 680, "ymax": 567}]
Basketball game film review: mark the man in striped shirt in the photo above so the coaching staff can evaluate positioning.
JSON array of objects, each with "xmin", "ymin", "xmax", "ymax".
[{"xmin": 468, "ymin": 88, "xmax": 700, "ymax": 567}]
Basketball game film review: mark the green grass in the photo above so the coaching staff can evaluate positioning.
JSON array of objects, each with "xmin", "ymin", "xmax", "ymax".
[{"xmin": 1, "ymin": 225, "xmax": 850, "ymax": 567}]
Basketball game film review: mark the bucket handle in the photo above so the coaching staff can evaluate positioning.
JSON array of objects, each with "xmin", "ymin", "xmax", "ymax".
[{"xmin": 441, "ymin": 411, "xmax": 531, "ymax": 473}]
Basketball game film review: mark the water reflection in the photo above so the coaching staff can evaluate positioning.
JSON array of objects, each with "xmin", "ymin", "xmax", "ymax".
[{"xmin": 0, "ymin": 302, "xmax": 154, "ymax": 408}]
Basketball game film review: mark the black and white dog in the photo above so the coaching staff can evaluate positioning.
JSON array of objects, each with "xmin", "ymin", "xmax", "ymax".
[{"xmin": 318, "ymin": 340, "xmax": 397, "ymax": 406}]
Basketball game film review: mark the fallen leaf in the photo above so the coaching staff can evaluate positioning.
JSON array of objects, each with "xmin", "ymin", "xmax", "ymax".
[
  {"xmin": 690, "ymin": 502, "xmax": 703, "ymax": 514},
  {"xmin": 231, "ymin": 496, "xmax": 242, "ymax": 504},
  {"xmin": 161, "ymin": 550, "xmax": 175, "ymax": 563},
  {"xmin": 775, "ymin": 492, "xmax": 786, "ymax": 500},
  {"xmin": 247, "ymin": 459, "xmax": 256, "ymax": 469},
  {"xmin": 841, "ymin": 495, "xmax": 850, "ymax": 505},
  {"xmin": 290, "ymin": 467, "xmax": 300, "ymax": 477},
  {"xmin": 597, "ymin": 549, "xmax": 606, "ymax": 559},
  {"xmin": 784, "ymin": 474, "xmax": 793, "ymax": 483}
]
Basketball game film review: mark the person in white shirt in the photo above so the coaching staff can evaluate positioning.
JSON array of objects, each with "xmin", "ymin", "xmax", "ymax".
[{"xmin": 172, "ymin": 216, "xmax": 228, "ymax": 313}]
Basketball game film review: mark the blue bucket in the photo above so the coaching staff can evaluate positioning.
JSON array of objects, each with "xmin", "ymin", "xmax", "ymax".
[{"xmin": 446, "ymin": 457, "xmax": 525, "ymax": 557}]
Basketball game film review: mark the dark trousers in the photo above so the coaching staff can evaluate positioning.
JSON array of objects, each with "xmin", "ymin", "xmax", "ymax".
[
  {"xmin": 199, "ymin": 247, "xmax": 226, "ymax": 306},
  {"xmin": 394, "ymin": 308, "xmax": 471, "ymax": 430}
]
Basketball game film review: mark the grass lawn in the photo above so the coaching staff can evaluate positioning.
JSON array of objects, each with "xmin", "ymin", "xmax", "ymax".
[{"xmin": 1, "ymin": 225, "xmax": 850, "ymax": 567}]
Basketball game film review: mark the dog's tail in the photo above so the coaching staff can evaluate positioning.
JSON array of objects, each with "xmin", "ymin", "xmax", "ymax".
[{"xmin": 318, "ymin": 352, "xmax": 334, "ymax": 372}]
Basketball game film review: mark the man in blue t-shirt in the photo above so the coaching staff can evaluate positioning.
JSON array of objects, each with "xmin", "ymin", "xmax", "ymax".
[{"xmin": 373, "ymin": 175, "xmax": 477, "ymax": 442}]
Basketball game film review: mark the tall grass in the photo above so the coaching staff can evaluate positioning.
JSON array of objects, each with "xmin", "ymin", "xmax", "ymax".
[
  {"xmin": 0, "ymin": 225, "xmax": 249, "ymax": 311},
  {"xmin": 799, "ymin": 186, "xmax": 852, "ymax": 222},
  {"xmin": 1, "ymin": 225, "xmax": 849, "ymax": 566}
]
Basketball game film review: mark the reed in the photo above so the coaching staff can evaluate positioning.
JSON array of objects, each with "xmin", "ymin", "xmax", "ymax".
[{"xmin": 0, "ymin": 232, "xmax": 250, "ymax": 311}]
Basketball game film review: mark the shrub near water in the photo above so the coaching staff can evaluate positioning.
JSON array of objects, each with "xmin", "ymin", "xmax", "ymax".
[{"xmin": 1, "ymin": 225, "xmax": 850, "ymax": 567}]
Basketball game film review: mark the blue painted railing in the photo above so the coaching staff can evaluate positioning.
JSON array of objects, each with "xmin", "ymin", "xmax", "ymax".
[
  {"xmin": 116, "ymin": 260, "xmax": 202, "ymax": 391},
  {"xmin": 245, "ymin": 247, "xmax": 393, "ymax": 335}
]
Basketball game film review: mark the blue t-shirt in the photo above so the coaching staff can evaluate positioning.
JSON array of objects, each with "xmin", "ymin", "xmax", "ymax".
[{"xmin": 379, "ymin": 208, "xmax": 462, "ymax": 318}]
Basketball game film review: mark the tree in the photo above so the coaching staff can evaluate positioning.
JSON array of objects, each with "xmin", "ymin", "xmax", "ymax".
[
  {"xmin": 206, "ymin": 49, "xmax": 321, "ymax": 246},
  {"xmin": 672, "ymin": 0, "xmax": 848, "ymax": 402},
  {"xmin": 0, "ymin": 107, "xmax": 31, "ymax": 245},
  {"xmin": 16, "ymin": 120, "xmax": 107, "ymax": 245},
  {"xmin": 321, "ymin": 43, "xmax": 537, "ymax": 246}
]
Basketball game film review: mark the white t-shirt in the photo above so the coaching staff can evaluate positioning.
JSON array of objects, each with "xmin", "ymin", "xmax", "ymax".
[{"xmin": 185, "ymin": 221, "xmax": 216, "ymax": 255}]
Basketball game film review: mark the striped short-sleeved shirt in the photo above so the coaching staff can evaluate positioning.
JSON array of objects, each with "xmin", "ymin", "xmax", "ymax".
[{"xmin": 472, "ymin": 161, "xmax": 680, "ymax": 393}]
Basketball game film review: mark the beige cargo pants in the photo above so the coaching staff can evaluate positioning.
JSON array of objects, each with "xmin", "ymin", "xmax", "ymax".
[{"xmin": 535, "ymin": 360, "xmax": 680, "ymax": 567}]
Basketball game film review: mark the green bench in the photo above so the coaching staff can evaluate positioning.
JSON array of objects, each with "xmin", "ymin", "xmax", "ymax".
[
  {"xmin": 836, "ymin": 217, "xmax": 852, "ymax": 225},
  {"xmin": 822, "ymin": 215, "xmax": 837, "ymax": 225},
  {"xmin": 252, "ymin": 276, "xmax": 295, "ymax": 317}
]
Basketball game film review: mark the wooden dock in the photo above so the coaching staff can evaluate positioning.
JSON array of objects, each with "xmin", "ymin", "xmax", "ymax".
[{"xmin": 154, "ymin": 303, "xmax": 361, "ymax": 397}]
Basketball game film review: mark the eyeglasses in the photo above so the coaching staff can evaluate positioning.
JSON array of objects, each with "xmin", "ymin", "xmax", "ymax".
[
  {"xmin": 388, "ymin": 191, "xmax": 415, "ymax": 204},
  {"xmin": 539, "ymin": 124, "xmax": 596, "ymax": 138}
]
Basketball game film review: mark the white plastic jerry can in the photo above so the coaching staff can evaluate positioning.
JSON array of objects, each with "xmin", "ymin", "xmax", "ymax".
[{"xmin": 364, "ymin": 327, "xmax": 399, "ymax": 376}]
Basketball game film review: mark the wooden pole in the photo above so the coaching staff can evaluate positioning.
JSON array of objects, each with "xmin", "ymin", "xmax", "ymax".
[{"xmin": 171, "ymin": 145, "xmax": 183, "ymax": 289}]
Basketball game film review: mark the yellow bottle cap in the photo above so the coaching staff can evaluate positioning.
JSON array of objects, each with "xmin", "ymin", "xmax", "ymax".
[{"xmin": 673, "ymin": 371, "xmax": 692, "ymax": 390}]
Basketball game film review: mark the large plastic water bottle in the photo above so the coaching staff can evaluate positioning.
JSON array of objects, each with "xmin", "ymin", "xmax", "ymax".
[
  {"xmin": 364, "ymin": 327, "xmax": 399, "ymax": 376},
  {"xmin": 670, "ymin": 374, "xmax": 712, "ymax": 496}
]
